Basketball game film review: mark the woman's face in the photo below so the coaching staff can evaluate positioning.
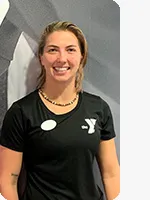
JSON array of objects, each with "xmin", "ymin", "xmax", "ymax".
[{"xmin": 40, "ymin": 30, "xmax": 82, "ymax": 84}]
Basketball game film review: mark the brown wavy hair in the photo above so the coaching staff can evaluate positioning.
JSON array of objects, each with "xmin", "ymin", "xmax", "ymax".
[{"xmin": 37, "ymin": 21, "xmax": 88, "ymax": 93}]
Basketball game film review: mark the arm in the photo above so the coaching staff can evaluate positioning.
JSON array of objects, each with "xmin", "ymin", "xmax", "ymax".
[
  {"xmin": 96, "ymin": 139, "xmax": 120, "ymax": 200},
  {"xmin": 0, "ymin": 145, "xmax": 23, "ymax": 200}
]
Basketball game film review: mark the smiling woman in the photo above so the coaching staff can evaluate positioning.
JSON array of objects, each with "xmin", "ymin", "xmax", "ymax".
[
  {"xmin": 37, "ymin": 21, "xmax": 87, "ymax": 95},
  {"xmin": 0, "ymin": 21, "xmax": 120, "ymax": 200}
]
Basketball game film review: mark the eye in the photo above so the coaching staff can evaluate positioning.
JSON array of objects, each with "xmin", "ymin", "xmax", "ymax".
[
  {"xmin": 67, "ymin": 48, "xmax": 76, "ymax": 52},
  {"xmin": 48, "ymin": 48, "xmax": 58, "ymax": 53}
]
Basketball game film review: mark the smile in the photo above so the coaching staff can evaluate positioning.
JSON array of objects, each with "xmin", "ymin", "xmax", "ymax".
[{"xmin": 53, "ymin": 67, "xmax": 70, "ymax": 72}]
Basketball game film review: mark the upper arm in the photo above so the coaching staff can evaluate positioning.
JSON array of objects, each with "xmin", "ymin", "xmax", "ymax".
[
  {"xmin": 96, "ymin": 139, "xmax": 119, "ymax": 178},
  {"xmin": 96, "ymin": 99, "xmax": 119, "ymax": 178},
  {"xmin": 0, "ymin": 103, "xmax": 25, "ymax": 189},
  {"xmin": 0, "ymin": 145, "xmax": 23, "ymax": 186}
]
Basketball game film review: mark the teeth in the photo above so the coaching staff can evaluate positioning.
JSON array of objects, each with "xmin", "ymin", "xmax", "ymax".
[{"xmin": 54, "ymin": 67, "xmax": 68, "ymax": 71}]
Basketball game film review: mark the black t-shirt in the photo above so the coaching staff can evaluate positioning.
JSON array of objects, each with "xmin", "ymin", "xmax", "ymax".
[{"xmin": 0, "ymin": 90, "xmax": 116, "ymax": 200}]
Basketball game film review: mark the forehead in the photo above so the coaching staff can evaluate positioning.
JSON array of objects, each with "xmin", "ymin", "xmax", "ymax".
[{"xmin": 45, "ymin": 30, "xmax": 79, "ymax": 46}]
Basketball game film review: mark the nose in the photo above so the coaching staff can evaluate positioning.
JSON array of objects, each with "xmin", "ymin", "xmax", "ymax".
[{"xmin": 57, "ymin": 50, "xmax": 67, "ymax": 64}]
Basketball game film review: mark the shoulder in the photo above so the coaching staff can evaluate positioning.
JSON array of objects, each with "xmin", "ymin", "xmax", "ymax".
[
  {"xmin": 7, "ymin": 90, "xmax": 39, "ymax": 117},
  {"xmin": 12, "ymin": 89, "xmax": 39, "ymax": 108},
  {"xmin": 82, "ymin": 90, "xmax": 109, "ymax": 109}
]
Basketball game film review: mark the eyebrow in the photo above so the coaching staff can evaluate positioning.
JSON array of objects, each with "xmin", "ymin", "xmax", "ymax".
[{"xmin": 46, "ymin": 45, "xmax": 77, "ymax": 48}]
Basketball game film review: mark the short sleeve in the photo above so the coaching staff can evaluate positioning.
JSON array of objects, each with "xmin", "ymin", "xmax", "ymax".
[
  {"xmin": 100, "ymin": 101, "xmax": 116, "ymax": 140},
  {"xmin": 0, "ymin": 102, "xmax": 25, "ymax": 152}
]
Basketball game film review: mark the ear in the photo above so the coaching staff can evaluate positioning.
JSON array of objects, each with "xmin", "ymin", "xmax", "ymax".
[
  {"xmin": 39, "ymin": 55, "xmax": 44, "ymax": 66},
  {"xmin": 80, "ymin": 55, "xmax": 83, "ymax": 64}
]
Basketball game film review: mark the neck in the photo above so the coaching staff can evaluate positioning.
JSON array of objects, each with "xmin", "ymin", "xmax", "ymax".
[{"xmin": 41, "ymin": 80, "xmax": 77, "ymax": 103}]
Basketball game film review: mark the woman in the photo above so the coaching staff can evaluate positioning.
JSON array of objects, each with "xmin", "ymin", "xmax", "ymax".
[{"xmin": 0, "ymin": 21, "xmax": 120, "ymax": 200}]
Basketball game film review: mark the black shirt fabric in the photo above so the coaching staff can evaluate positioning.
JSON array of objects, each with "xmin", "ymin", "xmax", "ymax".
[{"xmin": 0, "ymin": 90, "xmax": 116, "ymax": 200}]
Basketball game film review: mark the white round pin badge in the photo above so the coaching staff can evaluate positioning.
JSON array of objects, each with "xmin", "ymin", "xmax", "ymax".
[
  {"xmin": 41, "ymin": 120, "xmax": 57, "ymax": 131},
  {"xmin": 0, "ymin": 193, "xmax": 7, "ymax": 200}
]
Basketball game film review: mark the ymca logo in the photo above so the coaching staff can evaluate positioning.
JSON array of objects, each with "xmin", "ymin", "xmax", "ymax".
[{"xmin": 81, "ymin": 118, "xmax": 97, "ymax": 134}]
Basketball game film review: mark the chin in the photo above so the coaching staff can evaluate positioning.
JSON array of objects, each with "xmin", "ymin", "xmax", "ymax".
[{"xmin": 52, "ymin": 75, "xmax": 75, "ymax": 85}]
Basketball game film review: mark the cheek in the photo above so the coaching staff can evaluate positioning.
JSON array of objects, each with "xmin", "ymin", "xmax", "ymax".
[
  {"xmin": 69, "ymin": 56, "xmax": 81, "ymax": 66},
  {"xmin": 42, "ymin": 56, "xmax": 56, "ymax": 66}
]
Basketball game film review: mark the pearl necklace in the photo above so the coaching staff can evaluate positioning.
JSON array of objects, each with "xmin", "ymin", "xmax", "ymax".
[{"xmin": 39, "ymin": 89, "xmax": 78, "ymax": 107}]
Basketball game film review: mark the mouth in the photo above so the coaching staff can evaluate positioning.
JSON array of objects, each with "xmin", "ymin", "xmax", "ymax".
[{"xmin": 53, "ymin": 67, "xmax": 71, "ymax": 72}]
